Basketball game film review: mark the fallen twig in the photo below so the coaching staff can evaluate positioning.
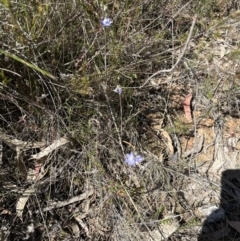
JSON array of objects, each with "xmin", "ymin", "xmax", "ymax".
[{"xmin": 43, "ymin": 189, "xmax": 94, "ymax": 212}]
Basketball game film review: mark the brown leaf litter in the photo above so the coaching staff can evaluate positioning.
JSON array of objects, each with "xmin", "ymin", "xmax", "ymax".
[{"xmin": 181, "ymin": 116, "xmax": 240, "ymax": 177}]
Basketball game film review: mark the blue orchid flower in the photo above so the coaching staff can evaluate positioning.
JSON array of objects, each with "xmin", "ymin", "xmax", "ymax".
[
  {"xmin": 125, "ymin": 152, "xmax": 144, "ymax": 166},
  {"xmin": 113, "ymin": 85, "xmax": 122, "ymax": 95},
  {"xmin": 101, "ymin": 17, "xmax": 113, "ymax": 27}
]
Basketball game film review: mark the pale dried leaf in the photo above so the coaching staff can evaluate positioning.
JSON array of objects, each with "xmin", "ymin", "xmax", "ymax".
[
  {"xmin": 31, "ymin": 137, "xmax": 69, "ymax": 160},
  {"xmin": 0, "ymin": 128, "xmax": 45, "ymax": 151},
  {"xmin": 16, "ymin": 185, "xmax": 35, "ymax": 219},
  {"xmin": 1, "ymin": 209, "xmax": 11, "ymax": 215}
]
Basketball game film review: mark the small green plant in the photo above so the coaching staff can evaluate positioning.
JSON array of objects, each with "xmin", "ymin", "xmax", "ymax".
[
  {"xmin": 165, "ymin": 116, "xmax": 192, "ymax": 136},
  {"xmin": 154, "ymin": 205, "xmax": 164, "ymax": 219}
]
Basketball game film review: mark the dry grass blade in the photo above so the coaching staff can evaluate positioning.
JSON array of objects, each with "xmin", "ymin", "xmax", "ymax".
[{"xmin": 0, "ymin": 49, "xmax": 57, "ymax": 80}]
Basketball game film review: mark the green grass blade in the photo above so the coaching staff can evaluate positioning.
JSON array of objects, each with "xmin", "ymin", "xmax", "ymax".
[{"xmin": 0, "ymin": 49, "xmax": 56, "ymax": 80}]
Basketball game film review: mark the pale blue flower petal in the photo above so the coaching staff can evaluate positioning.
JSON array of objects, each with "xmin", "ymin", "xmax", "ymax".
[
  {"xmin": 101, "ymin": 18, "xmax": 113, "ymax": 27},
  {"xmin": 125, "ymin": 152, "xmax": 144, "ymax": 166},
  {"xmin": 113, "ymin": 86, "xmax": 122, "ymax": 95},
  {"xmin": 135, "ymin": 155, "xmax": 144, "ymax": 163},
  {"xmin": 125, "ymin": 152, "xmax": 135, "ymax": 166}
]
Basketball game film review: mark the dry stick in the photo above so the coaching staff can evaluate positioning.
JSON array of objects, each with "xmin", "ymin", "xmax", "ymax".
[
  {"xmin": 139, "ymin": 15, "xmax": 197, "ymax": 89},
  {"xmin": 43, "ymin": 189, "xmax": 94, "ymax": 212}
]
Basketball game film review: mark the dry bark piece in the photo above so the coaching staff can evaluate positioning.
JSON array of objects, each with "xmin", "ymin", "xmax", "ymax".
[
  {"xmin": 183, "ymin": 93, "xmax": 193, "ymax": 123},
  {"xmin": 182, "ymin": 134, "xmax": 204, "ymax": 158}
]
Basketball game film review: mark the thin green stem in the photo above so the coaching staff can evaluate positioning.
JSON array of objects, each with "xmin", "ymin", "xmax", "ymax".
[{"xmin": 101, "ymin": 29, "xmax": 124, "ymax": 155}]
